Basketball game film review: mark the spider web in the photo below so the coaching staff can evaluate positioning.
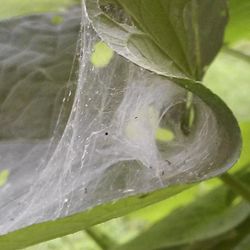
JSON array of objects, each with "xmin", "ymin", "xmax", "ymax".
[{"xmin": 0, "ymin": 4, "xmax": 228, "ymax": 235}]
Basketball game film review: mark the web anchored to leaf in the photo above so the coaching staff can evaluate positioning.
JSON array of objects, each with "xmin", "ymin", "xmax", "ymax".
[{"xmin": 0, "ymin": 1, "xmax": 241, "ymax": 249}]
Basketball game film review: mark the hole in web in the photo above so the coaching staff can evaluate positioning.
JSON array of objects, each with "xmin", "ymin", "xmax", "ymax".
[{"xmin": 156, "ymin": 101, "xmax": 197, "ymax": 162}]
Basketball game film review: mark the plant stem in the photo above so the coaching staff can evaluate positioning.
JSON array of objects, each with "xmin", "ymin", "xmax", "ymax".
[
  {"xmin": 181, "ymin": 92, "xmax": 194, "ymax": 135},
  {"xmin": 220, "ymin": 173, "xmax": 250, "ymax": 202},
  {"xmin": 180, "ymin": 0, "xmax": 201, "ymax": 136},
  {"xmin": 191, "ymin": 0, "xmax": 202, "ymax": 80},
  {"xmin": 85, "ymin": 228, "xmax": 115, "ymax": 250}
]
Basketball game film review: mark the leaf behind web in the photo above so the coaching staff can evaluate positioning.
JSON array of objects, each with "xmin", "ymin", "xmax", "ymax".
[
  {"xmin": 0, "ymin": 2, "xmax": 242, "ymax": 249},
  {"xmin": 86, "ymin": 0, "xmax": 228, "ymax": 80}
]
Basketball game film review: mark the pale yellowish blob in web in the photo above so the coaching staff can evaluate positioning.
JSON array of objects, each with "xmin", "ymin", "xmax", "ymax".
[
  {"xmin": 155, "ymin": 128, "xmax": 174, "ymax": 142},
  {"xmin": 91, "ymin": 41, "xmax": 114, "ymax": 68},
  {"xmin": 0, "ymin": 169, "xmax": 10, "ymax": 187},
  {"xmin": 51, "ymin": 15, "xmax": 64, "ymax": 25}
]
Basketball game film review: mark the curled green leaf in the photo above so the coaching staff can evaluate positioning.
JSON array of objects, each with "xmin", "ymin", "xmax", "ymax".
[
  {"xmin": 85, "ymin": 0, "xmax": 228, "ymax": 80},
  {"xmin": 0, "ymin": 2, "xmax": 242, "ymax": 249}
]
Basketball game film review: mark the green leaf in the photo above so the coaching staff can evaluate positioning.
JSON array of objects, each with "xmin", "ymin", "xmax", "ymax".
[
  {"xmin": 113, "ymin": 122, "xmax": 250, "ymax": 250},
  {"xmin": 128, "ymin": 179, "xmax": 221, "ymax": 224},
  {"xmin": 0, "ymin": 9, "xmax": 80, "ymax": 140},
  {"xmin": 0, "ymin": 185, "xmax": 189, "ymax": 250},
  {"xmin": 128, "ymin": 121, "xmax": 250, "ymax": 225},
  {"xmin": 0, "ymin": 7, "xmax": 188, "ymax": 248},
  {"xmin": 86, "ymin": 0, "xmax": 228, "ymax": 80},
  {"xmin": 185, "ymin": 214, "xmax": 250, "ymax": 250},
  {"xmin": 85, "ymin": 0, "xmax": 242, "ymax": 179},
  {"xmin": 157, "ymin": 216, "xmax": 250, "ymax": 250},
  {"xmin": 0, "ymin": 4, "xmax": 242, "ymax": 249},
  {"xmin": 0, "ymin": 0, "xmax": 79, "ymax": 20},
  {"xmin": 225, "ymin": 0, "xmax": 250, "ymax": 44},
  {"xmin": 113, "ymin": 173, "xmax": 250, "ymax": 250}
]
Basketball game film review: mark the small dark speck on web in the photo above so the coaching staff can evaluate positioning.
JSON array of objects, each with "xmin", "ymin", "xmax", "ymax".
[
  {"xmin": 149, "ymin": 166, "xmax": 153, "ymax": 169},
  {"xmin": 165, "ymin": 160, "xmax": 171, "ymax": 165},
  {"xmin": 135, "ymin": 117, "xmax": 138, "ymax": 119},
  {"xmin": 105, "ymin": 132, "xmax": 109, "ymax": 136}
]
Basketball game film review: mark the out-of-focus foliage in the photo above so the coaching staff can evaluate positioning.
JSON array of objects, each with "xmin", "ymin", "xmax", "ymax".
[
  {"xmin": 205, "ymin": 51, "xmax": 250, "ymax": 121},
  {"xmin": 0, "ymin": 0, "xmax": 80, "ymax": 19},
  {"xmin": 114, "ymin": 175, "xmax": 249, "ymax": 250},
  {"xmin": 226, "ymin": 0, "xmax": 250, "ymax": 44},
  {"xmin": 234, "ymin": 234, "xmax": 250, "ymax": 250},
  {"xmin": 25, "ymin": 232, "xmax": 102, "ymax": 250}
]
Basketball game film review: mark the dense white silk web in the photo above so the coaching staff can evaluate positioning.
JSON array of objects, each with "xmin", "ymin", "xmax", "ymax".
[{"xmin": 0, "ymin": 4, "xmax": 230, "ymax": 235}]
